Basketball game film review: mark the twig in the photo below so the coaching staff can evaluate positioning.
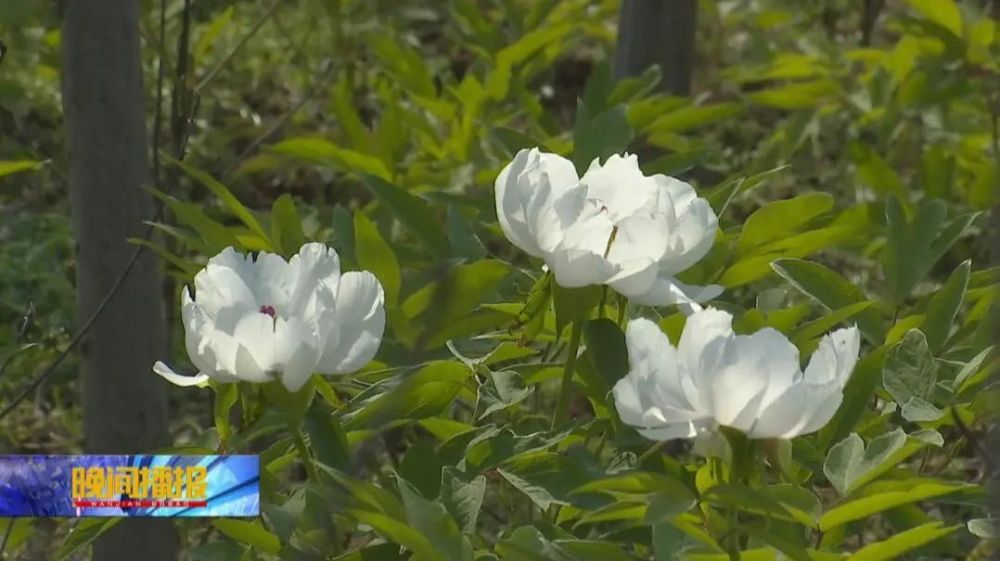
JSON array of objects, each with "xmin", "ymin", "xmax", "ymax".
[
  {"xmin": 222, "ymin": 58, "xmax": 334, "ymax": 179},
  {"xmin": 0, "ymin": 303, "xmax": 36, "ymax": 378},
  {"xmin": 16, "ymin": 303, "xmax": 34, "ymax": 343},
  {"xmin": 194, "ymin": 0, "xmax": 281, "ymax": 93},
  {"xmin": 0, "ymin": 518, "xmax": 14, "ymax": 559},
  {"xmin": 151, "ymin": 0, "xmax": 168, "ymax": 185},
  {"xmin": 951, "ymin": 405, "xmax": 996, "ymax": 479}
]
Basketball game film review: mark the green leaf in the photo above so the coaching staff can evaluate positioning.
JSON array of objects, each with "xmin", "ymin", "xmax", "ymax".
[
  {"xmin": 819, "ymin": 481, "xmax": 964, "ymax": 531},
  {"xmin": 212, "ymin": 520, "xmax": 281, "ymax": 555},
  {"xmin": 849, "ymin": 142, "xmax": 906, "ymax": 201},
  {"xmin": 213, "ymin": 383, "xmax": 239, "ymax": 448},
  {"xmin": 572, "ymin": 103, "xmax": 634, "ymax": 174},
  {"xmin": 0, "ymin": 159, "xmax": 45, "ymax": 178},
  {"xmin": 304, "ymin": 406, "xmax": 351, "ymax": 472},
  {"xmin": 645, "ymin": 148, "xmax": 711, "ymax": 176},
  {"xmin": 768, "ymin": 484, "xmax": 822, "ymax": 528},
  {"xmin": 347, "ymin": 509, "xmax": 439, "ymax": 561},
  {"xmin": 746, "ymin": 79, "xmax": 839, "ymax": 109},
  {"xmin": 331, "ymin": 543, "xmax": 406, "ymax": 561},
  {"xmin": 648, "ymin": 102, "xmax": 745, "ymax": 134},
  {"xmin": 555, "ymin": 540, "xmax": 632, "ymax": 561},
  {"xmin": 269, "ymin": 138, "xmax": 392, "ymax": 181},
  {"xmin": 882, "ymin": 329, "xmax": 938, "ymax": 407},
  {"xmin": 823, "ymin": 429, "xmax": 907, "ymax": 495},
  {"xmin": 354, "ymin": 212, "xmax": 401, "ymax": 308},
  {"xmin": 739, "ymin": 524, "xmax": 813, "ymax": 561},
  {"xmin": 552, "ymin": 284, "xmax": 601, "ymax": 333},
  {"xmin": 396, "ymin": 477, "xmax": 475, "ymax": 561},
  {"xmin": 363, "ymin": 175, "xmax": 449, "ymax": 256},
  {"xmin": 262, "ymin": 489, "xmax": 306, "ymax": 543},
  {"xmin": 883, "ymin": 197, "xmax": 979, "ymax": 302},
  {"xmin": 580, "ymin": 60, "xmax": 613, "ymax": 116},
  {"xmin": 270, "ymin": 194, "xmax": 306, "ymax": 257},
  {"xmin": 369, "ymin": 33, "xmax": 437, "ymax": 98},
  {"xmin": 772, "ymin": 259, "xmax": 884, "ymax": 343},
  {"xmin": 498, "ymin": 468, "xmax": 562, "ymax": 511},
  {"xmin": 608, "ymin": 65, "xmax": 662, "ymax": 105},
  {"xmin": 399, "ymin": 440, "xmax": 444, "ymax": 499},
  {"xmin": 188, "ymin": 541, "xmax": 247, "ymax": 561},
  {"xmin": 478, "ymin": 370, "xmax": 534, "ymax": 419},
  {"xmin": 953, "ymin": 345, "xmax": 994, "ymax": 392},
  {"xmin": 906, "ymin": 0, "xmax": 964, "ymax": 38},
  {"xmin": 848, "ymin": 521, "xmax": 957, "ymax": 560},
  {"xmin": 818, "ymin": 346, "xmax": 890, "ymax": 449},
  {"xmin": 572, "ymin": 471, "xmax": 695, "ymax": 506},
  {"xmin": 582, "ymin": 318, "xmax": 628, "ymax": 394},
  {"xmin": 738, "ymin": 193, "xmax": 833, "ymax": 254},
  {"xmin": 702, "ymin": 484, "xmax": 795, "ymax": 520},
  {"xmin": 194, "ymin": 6, "xmax": 234, "ymax": 61},
  {"xmin": 346, "ymin": 361, "xmax": 471, "ymax": 430},
  {"xmin": 446, "ymin": 206, "xmax": 488, "ymax": 261},
  {"xmin": 408, "ymin": 260, "xmax": 511, "ymax": 347},
  {"xmin": 440, "ymin": 467, "xmax": 486, "ymax": 533},
  {"xmin": 485, "ymin": 23, "xmax": 574, "ymax": 100},
  {"xmin": 708, "ymin": 165, "xmax": 789, "ymax": 218},
  {"xmin": 967, "ymin": 518, "xmax": 999, "ymax": 539},
  {"xmin": 170, "ymin": 157, "xmax": 270, "ymax": 242},
  {"xmin": 55, "ymin": 519, "xmax": 122, "ymax": 561},
  {"xmin": 923, "ymin": 260, "xmax": 970, "ymax": 352},
  {"xmin": 791, "ymin": 301, "xmax": 873, "ymax": 348}
]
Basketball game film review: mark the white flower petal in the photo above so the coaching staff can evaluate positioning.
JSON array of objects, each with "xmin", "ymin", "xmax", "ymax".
[
  {"xmin": 747, "ymin": 328, "xmax": 802, "ymax": 411},
  {"xmin": 192, "ymin": 263, "xmax": 256, "ymax": 331},
  {"xmin": 284, "ymin": 242, "xmax": 341, "ymax": 318},
  {"xmin": 749, "ymin": 383, "xmax": 842, "ymax": 439},
  {"xmin": 804, "ymin": 326, "xmax": 861, "ymax": 385},
  {"xmin": 495, "ymin": 148, "xmax": 578, "ymax": 257},
  {"xmin": 231, "ymin": 313, "xmax": 319, "ymax": 382},
  {"xmin": 545, "ymin": 246, "xmax": 618, "ymax": 288},
  {"xmin": 628, "ymin": 275, "xmax": 724, "ymax": 307},
  {"xmin": 580, "ymin": 153, "xmax": 653, "ymax": 221},
  {"xmin": 317, "ymin": 271, "xmax": 386, "ymax": 374},
  {"xmin": 659, "ymin": 197, "xmax": 718, "ymax": 275},
  {"xmin": 152, "ymin": 361, "xmax": 210, "ymax": 387},
  {"xmin": 677, "ymin": 308, "xmax": 734, "ymax": 377}
]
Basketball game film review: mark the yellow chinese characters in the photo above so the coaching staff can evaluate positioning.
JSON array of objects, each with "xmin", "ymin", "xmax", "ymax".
[{"xmin": 71, "ymin": 466, "xmax": 208, "ymax": 500}]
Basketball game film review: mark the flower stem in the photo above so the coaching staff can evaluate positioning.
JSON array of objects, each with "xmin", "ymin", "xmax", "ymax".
[
  {"xmin": 637, "ymin": 440, "xmax": 667, "ymax": 464},
  {"xmin": 552, "ymin": 320, "xmax": 584, "ymax": 429},
  {"xmin": 293, "ymin": 429, "xmax": 319, "ymax": 481}
]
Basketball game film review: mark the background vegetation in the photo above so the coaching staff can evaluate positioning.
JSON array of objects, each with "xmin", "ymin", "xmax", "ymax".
[{"xmin": 0, "ymin": 0, "xmax": 996, "ymax": 560}]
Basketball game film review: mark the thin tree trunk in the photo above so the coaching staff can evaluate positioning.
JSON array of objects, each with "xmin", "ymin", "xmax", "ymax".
[
  {"xmin": 62, "ymin": 1, "xmax": 177, "ymax": 560},
  {"xmin": 614, "ymin": 0, "xmax": 698, "ymax": 95}
]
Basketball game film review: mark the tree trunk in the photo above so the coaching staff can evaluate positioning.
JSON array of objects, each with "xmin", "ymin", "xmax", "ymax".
[
  {"xmin": 614, "ymin": 0, "xmax": 698, "ymax": 95},
  {"xmin": 62, "ymin": 1, "xmax": 177, "ymax": 560}
]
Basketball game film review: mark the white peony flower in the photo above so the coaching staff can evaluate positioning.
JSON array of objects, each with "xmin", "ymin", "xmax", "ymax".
[
  {"xmin": 612, "ymin": 308, "xmax": 860, "ymax": 441},
  {"xmin": 495, "ymin": 147, "xmax": 721, "ymax": 306},
  {"xmin": 153, "ymin": 243, "xmax": 385, "ymax": 392}
]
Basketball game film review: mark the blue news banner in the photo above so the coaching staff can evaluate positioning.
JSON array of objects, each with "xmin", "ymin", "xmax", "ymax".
[{"xmin": 0, "ymin": 455, "xmax": 259, "ymax": 517}]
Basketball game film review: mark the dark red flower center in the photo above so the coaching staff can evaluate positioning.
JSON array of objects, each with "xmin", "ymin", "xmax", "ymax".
[{"xmin": 259, "ymin": 304, "xmax": 276, "ymax": 318}]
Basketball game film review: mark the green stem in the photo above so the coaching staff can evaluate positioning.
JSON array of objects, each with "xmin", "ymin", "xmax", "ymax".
[
  {"xmin": 721, "ymin": 427, "xmax": 753, "ymax": 485},
  {"xmin": 293, "ymin": 430, "xmax": 319, "ymax": 481},
  {"xmin": 720, "ymin": 428, "xmax": 755, "ymax": 558},
  {"xmin": 552, "ymin": 320, "xmax": 584, "ymax": 429},
  {"xmin": 616, "ymin": 293, "xmax": 627, "ymax": 326},
  {"xmin": 637, "ymin": 440, "xmax": 667, "ymax": 464}
]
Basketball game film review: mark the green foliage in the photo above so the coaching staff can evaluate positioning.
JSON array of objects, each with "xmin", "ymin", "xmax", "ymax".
[{"xmin": 3, "ymin": 1, "xmax": 994, "ymax": 560}]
